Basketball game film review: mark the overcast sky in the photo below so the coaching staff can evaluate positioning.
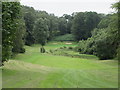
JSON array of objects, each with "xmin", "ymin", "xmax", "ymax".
[{"xmin": 20, "ymin": 0, "xmax": 116, "ymax": 17}]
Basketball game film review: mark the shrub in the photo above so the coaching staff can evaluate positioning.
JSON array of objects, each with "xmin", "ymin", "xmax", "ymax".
[
  {"xmin": 68, "ymin": 47, "xmax": 73, "ymax": 50},
  {"xmin": 54, "ymin": 49, "xmax": 58, "ymax": 51},
  {"xmin": 60, "ymin": 47, "xmax": 63, "ymax": 49},
  {"xmin": 95, "ymin": 36, "xmax": 117, "ymax": 60},
  {"xmin": 49, "ymin": 49, "xmax": 53, "ymax": 53},
  {"xmin": 40, "ymin": 47, "xmax": 45, "ymax": 53},
  {"xmin": 46, "ymin": 51, "xmax": 49, "ymax": 53},
  {"xmin": 19, "ymin": 48, "xmax": 25, "ymax": 53},
  {"xmin": 76, "ymin": 27, "xmax": 118, "ymax": 60},
  {"xmin": 63, "ymin": 46, "xmax": 67, "ymax": 48}
]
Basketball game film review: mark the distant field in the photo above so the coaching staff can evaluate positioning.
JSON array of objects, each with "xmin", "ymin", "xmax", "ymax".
[{"xmin": 3, "ymin": 42, "xmax": 118, "ymax": 88}]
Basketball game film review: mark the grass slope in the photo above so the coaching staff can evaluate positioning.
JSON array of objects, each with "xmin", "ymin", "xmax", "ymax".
[{"xmin": 3, "ymin": 42, "xmax": 118, "ymax": 88}]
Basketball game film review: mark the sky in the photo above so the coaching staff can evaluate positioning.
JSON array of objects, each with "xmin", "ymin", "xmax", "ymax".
[{"xmin": 20, "ymin": 0, "xmax": 116, "ymax": 17}]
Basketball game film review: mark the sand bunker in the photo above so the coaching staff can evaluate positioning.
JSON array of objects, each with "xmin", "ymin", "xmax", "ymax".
[{"xmin": 65, "ymin": 43, "xmax": 72, "ymax": 45}]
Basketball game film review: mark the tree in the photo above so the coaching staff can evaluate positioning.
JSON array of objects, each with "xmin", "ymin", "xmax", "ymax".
[
  {"xmin": 2, "ymin": 2, "xmax": 21, "ymax": 64},
  {"xmin": 58, "ymin": 17, "xmax": 67, "ymax": 35},
  {"xmin": 94, "ymin": 28, "xmax": 117, "ymax": 60},
  {"xmin": 76, "ymin": 11, "xmax": 119, "ymax": 60},
  {"xmin": 63, "ymin": 14, "xmax": 73, "ymax": 34},
  {"xmin": 97, "ymin": 14, "xmax": 112, "ymax": 29},
  {"xmin": 12, "ymin": 19, "xmax": 26, "ymax": 54},
  {"xmin": 22, "ymin": 6, "xmax": 36, "ymax": 46},
  {"xmin": 48, "ymin": 14, "xmax": 59, "ymax": 40},
  {"xmin": 94, "ymin": 2, "xmax": 119, "ymax": 59},
  {"xmin": 33, "ymin": 18, "xmax": 49, "ymax": 53},
  {"xmin": 72, "ymin": 12, "xmax": 101, "ymax": 41}
]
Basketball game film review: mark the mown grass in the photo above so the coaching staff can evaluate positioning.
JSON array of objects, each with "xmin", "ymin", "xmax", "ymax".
[{"xmin": 3, "ymin": 42, "xmax": 118, "ymax": 88}]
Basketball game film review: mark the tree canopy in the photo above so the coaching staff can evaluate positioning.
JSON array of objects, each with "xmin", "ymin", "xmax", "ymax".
[{"xmin": 71, "ymin": 12, "xmax": 101, "ymax": 41}]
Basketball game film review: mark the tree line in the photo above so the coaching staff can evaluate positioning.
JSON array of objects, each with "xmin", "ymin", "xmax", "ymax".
[
  {"xmin": 75, "ymin": 3, "xmax": 119, "ymax": 60},
  {"xmin": 2, "ymin": 1, "xmax": 119, "ymax": 65}
]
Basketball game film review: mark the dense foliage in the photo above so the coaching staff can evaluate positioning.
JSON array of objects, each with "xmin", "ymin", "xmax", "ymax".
[
  {"xmin": 71, "ymin": 12, "xmax": 101, "ymax": 41},
  {"xmin": 12, "ymin": 10, "xmax": 26, "ymax": 54},
  {"xmin": 33, "ymin": 18, "xmax": 49, "ymax": 46},
  {"xmin": 22, "ymin": 6, "xmax": 103, "ymax": 45},
  {"xmin": 76, "ymin": 13, "xmax": 119, "ymax": 60},
  {"xmin": 2, "ymin": 2, "xmax": 25, "ymax": 64},
  {"xmin": 22, "ymin": 6, "xmax": 36, "ymax": 46}
]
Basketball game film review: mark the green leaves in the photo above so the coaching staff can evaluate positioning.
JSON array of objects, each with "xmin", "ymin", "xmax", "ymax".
[
  {"xmin": 33, "ymin": 18, "xmax": 49, "ymax": 46},
  {"xmin": 2, "ymin": 2, "xmax": 21, "ymax": 63},
  {"xmin": 76, "ymin": 1, "xmax": 119, "ymax": 60},
  {"xmin": 72, "ymin": 12, "xmax": 101, "ymax": 41},
  {"xmin": 76, "ymin": 12, "xmax": 119, "ymax": 60}
]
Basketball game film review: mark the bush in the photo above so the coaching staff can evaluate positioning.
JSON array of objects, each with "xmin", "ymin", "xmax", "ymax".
[
  {"xmin": 40, "ymin": 47, "xmax": 45, "ymax": 53},
  {"xmin": 60, "ymin": 47, "xmax": 63, "ymax": 49},
  {"xmin": 68, "ymin": 47, "xmax": 73, "ymax": 50},
  {"xmin": 49, "ymin": 49, "xmax": 53, "ymax": 53},
  {"xmin": 19, "ymin": 48, "xmax": 25, "ymax": 53},
  {"xmin": 46, "ymin": 51, "xmax": 49, "ymax": 53},
  {"xmin": 63, "ymin": 46, "xmax": 67, "ymax": 48},
  {"xmin": 76, "ymin": 38, "xmax": 95, "ymax": 54},
  {"xmin": 54, "ymin": 49, "xmax": 58, "ymax": 51},
  {"xmin": 95, "ymin": 36, "xmax": 117, "ymax": 60},
  {"xmin": 76, "ymin": 27, "xmax": 118, "ymax": 60}
]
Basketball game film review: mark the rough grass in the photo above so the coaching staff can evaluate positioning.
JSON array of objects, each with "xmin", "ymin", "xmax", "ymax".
[{"xmin": 3, "ymin": 42, "xmax": 118, "ymax": 88}]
